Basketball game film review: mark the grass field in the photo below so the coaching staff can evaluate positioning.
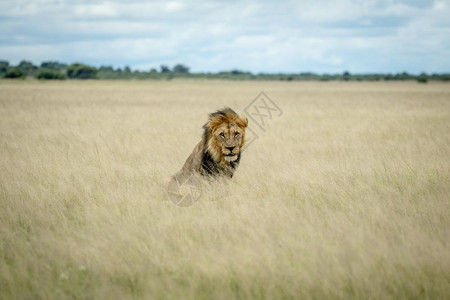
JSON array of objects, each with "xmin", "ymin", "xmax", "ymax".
[{"xmin": 0, "ymin": 80, "xmax": 449, "ymax": 299}]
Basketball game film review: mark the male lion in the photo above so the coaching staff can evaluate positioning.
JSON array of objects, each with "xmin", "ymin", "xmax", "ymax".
[{"xmin": 178, "ymin": 107, "xmax": 248, "ymax": 178}]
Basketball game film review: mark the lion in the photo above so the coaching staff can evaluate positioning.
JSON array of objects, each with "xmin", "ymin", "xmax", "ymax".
[{"xmin": 178, "ymin": 107, "xmax": 248, "ymax": 179}]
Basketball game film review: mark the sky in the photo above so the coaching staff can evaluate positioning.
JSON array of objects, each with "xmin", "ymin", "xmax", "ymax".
[{"xmin": 0, "ymin": 0, "xmax": 449, "ymax": 74}]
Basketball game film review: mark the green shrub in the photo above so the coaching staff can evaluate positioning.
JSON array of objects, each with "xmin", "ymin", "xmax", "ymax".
[
  {"xmin": 3, "ymin": 68, "xmax": 25, "ymax": 79},
  {"xmin": 40, "ymin": 61, "xmax": 68, "ymax": 71},
  {"xmin": 17, "ymin": 60, "xmax": 38, "ymax": 76},
  {"xmin": 66, "ymin": 63, "xmax": 98, "ymax": 79},
  {"xmin": 173, "ymin": 64, "xmax": 189, "ymax": 73},
  {"xmin": 417, "ymin": 76, "xmax": 428, "ymax": 84},
  {"xmin": 342, "ymin": 71, "xmax": 351, "ymax": 81},
  {"xmin": 0, "ymin": 60, "xmax": 9, "ymax": 74},
  {"xmin": 37, "ymin": 69, "xmax": 66, "ymax": 80}
]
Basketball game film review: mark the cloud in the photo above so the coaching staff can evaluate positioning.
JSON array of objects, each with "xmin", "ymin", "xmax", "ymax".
[{"xmin": 0, "ymin": 0, "xmax": 449, "ymax": 73}]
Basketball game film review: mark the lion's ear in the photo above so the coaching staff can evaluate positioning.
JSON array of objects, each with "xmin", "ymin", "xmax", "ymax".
[
  {"xmin": 237, "ymin": 116, "xmax": 248, "ymax": 128},
  {"xmin": 209, "ymin": 115, "xmax": 226, "ymax": 131}
]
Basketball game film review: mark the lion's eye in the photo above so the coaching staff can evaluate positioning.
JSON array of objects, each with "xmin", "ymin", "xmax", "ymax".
[
  {"xmin": 219, "ymin": 133, "xmax": 225, "ymax": 138},
  {"xmin": 234, "ymin": 132, "xmax": 240, "ymax": 137}
]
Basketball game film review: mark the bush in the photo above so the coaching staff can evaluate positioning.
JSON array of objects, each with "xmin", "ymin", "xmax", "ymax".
[
  {"xmin": 0, "ymin": 60, "xmax": 9, "ymax": 74},
  {"xmin": 3, "ymin": 68, "xmax": 25, "ymax": 79},
  {"xmin": 40, "ymin": 61, "xmax": 68, "ymax": 71},
  {"xmin": 342, "ymin": 71, "xmax": 351, "ymax": 81},
  {"xmin": 66, "ymin": 63, "xmax": 98, "ymax": 79},
  {"xmin": 417, "ymin": 76, "xmax": 428, "ymax": 83},
  {"xmin": 417, "ymin": 73, "xmax": 428, "ymax": 84},
  {"xmin": 173, "ymin": 64, "xmax": 189, "ymax": 73},
  {"xmin": 160, "ymin": 65, "xmax": 171, "ymax": 73},
  {"xmin": 17, "ymin": 60, "xmax": 38, "ymax": 76},
  {"xmin": 37, "ymin": 69, "xmax": 66, "ymax": 80}
]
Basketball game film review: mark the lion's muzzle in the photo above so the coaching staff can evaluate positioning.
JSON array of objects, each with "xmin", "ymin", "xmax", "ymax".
[{"xmin": 224, "ymin": 155, "xmax": 238, "ymax": 162}]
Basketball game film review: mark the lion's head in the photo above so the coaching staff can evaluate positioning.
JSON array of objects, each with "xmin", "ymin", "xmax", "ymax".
[{"xmin": 203, "ymin": 107, "xmax": 248, "ymax": 164}]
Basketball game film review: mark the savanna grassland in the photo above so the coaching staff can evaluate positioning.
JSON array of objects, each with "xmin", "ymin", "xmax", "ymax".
[{"xmin": 0, "ymin": 80, "xmax": 449, "ymax": 299}]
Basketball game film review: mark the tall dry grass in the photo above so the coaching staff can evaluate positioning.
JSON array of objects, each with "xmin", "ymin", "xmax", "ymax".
[{"xmin": 0, "ymin": 80, "xmax": 449, "ymax": 299}]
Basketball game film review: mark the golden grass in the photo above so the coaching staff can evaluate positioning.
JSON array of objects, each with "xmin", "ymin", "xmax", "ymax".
[{"xmin": 0, "ymin": 80, "xmax": 449, "ymax": 299}]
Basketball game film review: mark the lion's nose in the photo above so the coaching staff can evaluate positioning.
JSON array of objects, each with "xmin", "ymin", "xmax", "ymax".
[{"xmin": 226, "ymin": 146, "xmax": 235, "ymax": 152}]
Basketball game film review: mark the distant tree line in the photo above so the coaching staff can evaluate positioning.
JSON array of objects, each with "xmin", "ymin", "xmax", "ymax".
[{"xmin": 1, "ymin": 60, "xmax": 449, "ymax": 83}]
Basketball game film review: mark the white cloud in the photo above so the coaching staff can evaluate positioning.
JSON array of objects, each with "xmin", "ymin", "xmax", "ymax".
[{"xmin": 73, "ymin": 3, "xmax": 119, "ymax": 18}]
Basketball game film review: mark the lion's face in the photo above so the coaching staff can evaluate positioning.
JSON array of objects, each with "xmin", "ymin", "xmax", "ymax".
[
  {"xmin": 206, "ymin": 109, "xmax": 248, "ymax": 163},
  {"xmin": 213, "ymin": 122, "xmax": 246, "ymax": 162}
]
